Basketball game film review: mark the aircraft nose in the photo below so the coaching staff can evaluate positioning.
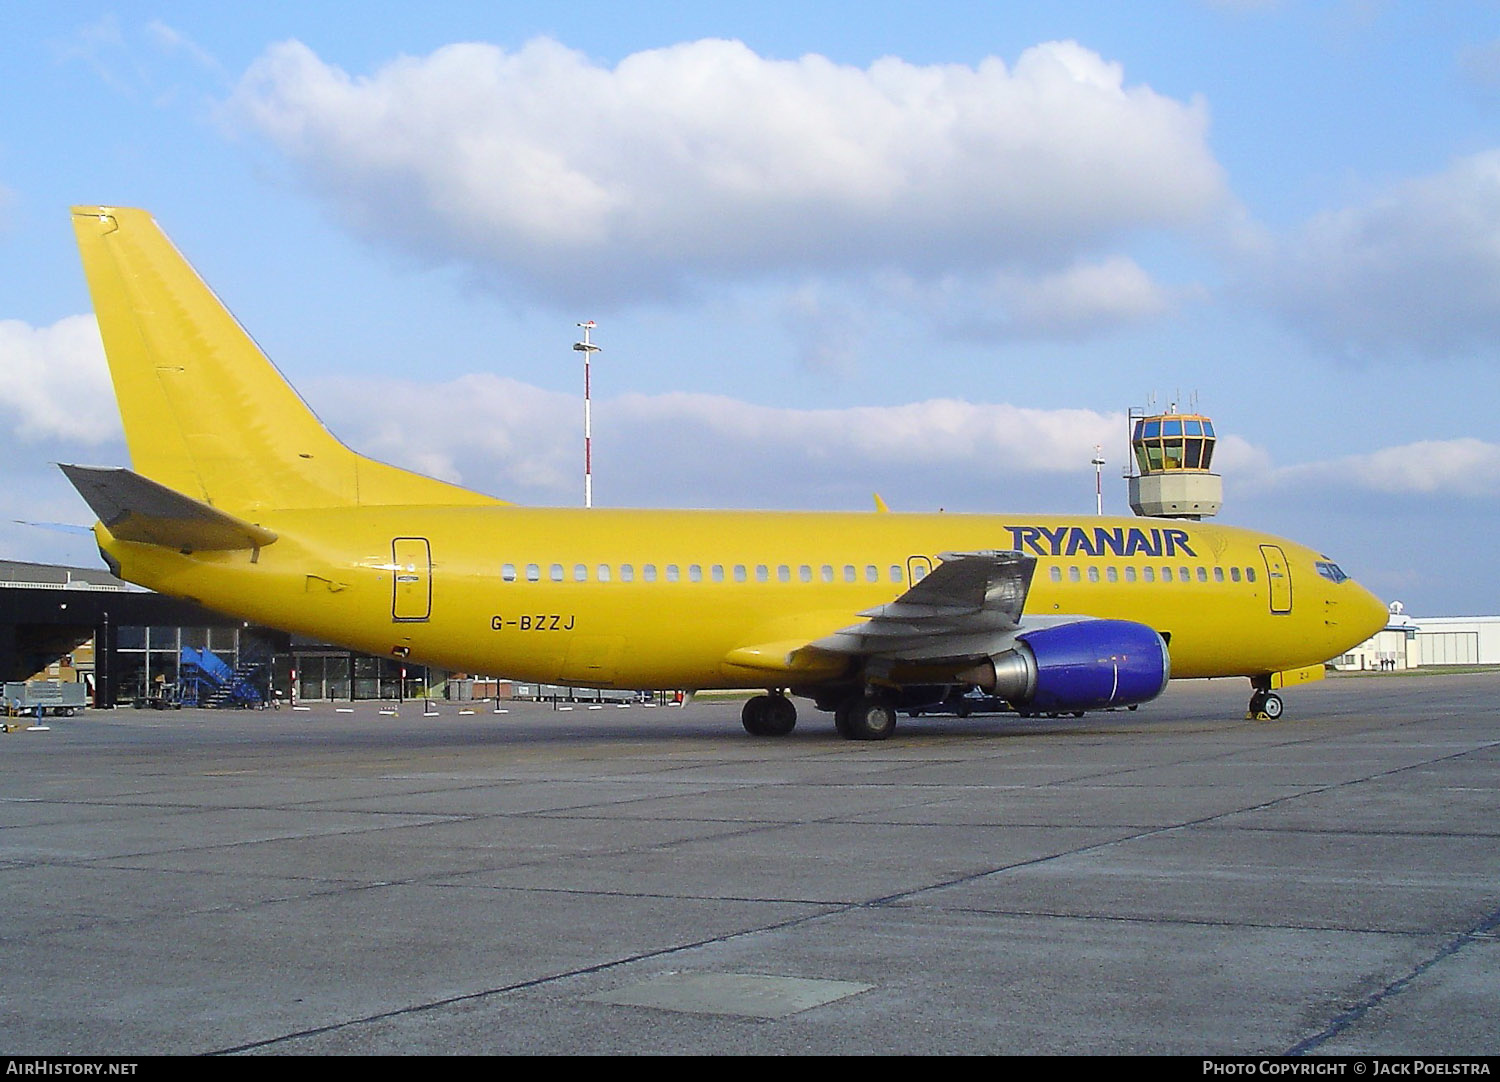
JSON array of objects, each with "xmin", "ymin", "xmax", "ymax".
[{"xmin": 1350, "ymin": 581, "xmax": 1389, "ymax": 641}]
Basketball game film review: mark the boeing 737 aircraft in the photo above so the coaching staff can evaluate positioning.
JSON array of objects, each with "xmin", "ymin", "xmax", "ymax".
[{"xmin": 61, "ymin": 207, "xmax": 1388, "ymax": 739}]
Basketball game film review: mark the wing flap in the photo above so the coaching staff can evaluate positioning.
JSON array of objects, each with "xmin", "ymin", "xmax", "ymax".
[
  {"xmin": 811, "ymin": 550, "xmax": 1036, "ymax": 662},
  {"xmin": 60, "ymin": 464, "xmax": 278, "ymax": 552}
]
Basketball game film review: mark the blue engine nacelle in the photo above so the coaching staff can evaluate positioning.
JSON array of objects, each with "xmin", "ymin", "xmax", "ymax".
[{"xmin": 959, "ymin": 619, "xmax": 1170, "ymax": 713}]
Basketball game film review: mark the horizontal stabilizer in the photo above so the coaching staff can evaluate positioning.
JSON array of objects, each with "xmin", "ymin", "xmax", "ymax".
[{"xmin": 60, "ymin": 464, "xmax": 278, "ymax": 552}]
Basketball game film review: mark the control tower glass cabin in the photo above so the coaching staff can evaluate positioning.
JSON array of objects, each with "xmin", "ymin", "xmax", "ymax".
[{"xmin": 1127, "ymin": 411, "xmax": 1223, "ymax": 519}]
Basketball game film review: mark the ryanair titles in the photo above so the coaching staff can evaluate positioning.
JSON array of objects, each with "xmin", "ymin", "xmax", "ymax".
[{"xmin": 1006, "ymin": 524, "xmax": 1196, "ymax": 559}]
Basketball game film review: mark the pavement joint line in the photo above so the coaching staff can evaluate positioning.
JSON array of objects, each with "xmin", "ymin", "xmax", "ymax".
[
  {"xmin": 204, "ymin": 902, "xmax": 851, "ymax": 1055},
  {"xmin": 1283, "ymin": 903, "xmax": 1500, "ymax": 1056}
]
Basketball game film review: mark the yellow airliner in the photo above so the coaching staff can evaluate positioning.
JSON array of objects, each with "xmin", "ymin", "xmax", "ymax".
[{"xmin": 62, "ymin": 207, "xmax": 1388, "ymax": 738}]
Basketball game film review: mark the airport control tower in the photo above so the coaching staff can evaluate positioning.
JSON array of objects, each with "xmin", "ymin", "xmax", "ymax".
[{"xmin": 1126, "ymin": 405, "xmax": 1222, "ymax": 520}]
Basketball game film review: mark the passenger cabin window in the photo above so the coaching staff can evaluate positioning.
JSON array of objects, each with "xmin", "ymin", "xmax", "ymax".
[
  {"xmin": 756, "ymin": 565, "xmax": 769, "ymax": 583},
  {"xmin": 865, "ymin": 565, "xmax": 879, "ymax": 583},
  {"xmin": 1230, "ymin": 567, "xmax": 1241, "ymax": 582},
  {"xmin": 526, "ymin": 563, "xmax": 540, "ymax": 583},
  {"xmin": 501, "ymin": 563, "xmax": 517, "ymax": 582},
  {"xmin": 1050, "ymin": 566, "xmax": 1062, "ymax": 583},
  {"xmin": 665, "ymin": 564, "xmax": 680, "ymax": 582},
  {"xmin": 777, "ymin": 565, "xmax": 790, "ymax": 583},
  {"xmin": 643, "ymin": 564, "xmax": 658, "ymax": 583},
  {"xmin": 688, "ymin": 565, "xmax": 702, "ymax": 582},
  {"xmin": 889, "ymin": 566, "xmax": 903, "ymax": 583},
  {"xmin": 550, "ymin": 563, "xmax": 565, "ymax": 583},
  {"xmin": 799, "ymin": 565, "xmax": 812, "ymax": 583},
  {"xmin": 844, "ymin": 565, "xmax": 856, "ymax": 583},
  {"xmin": 598, "ymin": 564, "xmax": 611, "ymax": 582},
  {"xmin": 734, "ymin": 565, "xmax": 747, "ymax": 583},
  {"xmin": 821, "ymin": 565, "xmax": 834, "ymax": 583},
  {"xmin": 711, "ymin": 565, "xmax": 725, "ymax": 583},
  {"xmin": 574, "ymin": 564, "xmax": 588, "ymax": 582},
  {"xmin": 620, "ymin": 564, "xmax": 635, "ymax": 582}
]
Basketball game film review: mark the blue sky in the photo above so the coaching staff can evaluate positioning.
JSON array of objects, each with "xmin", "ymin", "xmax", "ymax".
[{"xmin": 2, "ymin": 1, "xmax": 1498, "ymax": 616}]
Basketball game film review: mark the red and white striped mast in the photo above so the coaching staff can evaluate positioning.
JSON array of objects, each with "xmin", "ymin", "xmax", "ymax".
[{"xmin": 573, "ymin": 321, "xmax": 601, "ymax": 508}]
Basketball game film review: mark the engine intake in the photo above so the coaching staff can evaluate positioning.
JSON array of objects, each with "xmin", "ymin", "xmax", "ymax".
[{"xmin": 957, "ymin": 619, "xmax": 1170, "ymax": 713}]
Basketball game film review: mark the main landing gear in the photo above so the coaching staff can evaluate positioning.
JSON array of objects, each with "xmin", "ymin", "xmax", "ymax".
[
  {"xmin": 741, "ymin": 692, "xmax": 797, "ymax": 736},
  {"xmin": 742, "ymin": 689, "xmax": 901, "ymax": 741},
  {"xmin": 833, "ymin": 692, "xmax": 898, "ymax": 741}
]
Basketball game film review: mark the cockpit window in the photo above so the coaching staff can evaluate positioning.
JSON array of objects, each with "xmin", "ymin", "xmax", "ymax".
[{"xmin": 1315, "ymin": 560, "xmax": 1349, "ymax": 584}]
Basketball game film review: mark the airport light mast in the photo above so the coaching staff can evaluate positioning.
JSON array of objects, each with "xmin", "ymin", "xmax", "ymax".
[
  {"xmin": 1092, "ymin": 444, "xmax": 1105, "ymax": 515},
  {"xmin": 573, "ymin": 321, "xmax": 601, "ymax": 508}
]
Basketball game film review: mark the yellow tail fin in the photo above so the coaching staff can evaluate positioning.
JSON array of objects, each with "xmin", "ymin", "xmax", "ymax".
[{"xmin": 71, "ymin": 206, "xmax": 502, "ymax": 514}]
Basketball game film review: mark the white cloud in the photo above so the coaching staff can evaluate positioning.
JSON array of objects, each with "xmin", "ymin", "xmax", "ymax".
[
  {"xmin": 1255, "ymin": 438, "xmax": 1500, "ymax": 499},
  {"xmin": 145, "ymin": 20, "xmax": 227, "ymax": 80},
  {"xmin": 230, "ymin": 37, "xmax": 1227, "ymax": 310},
  {"xmin": 311, "ymin": 374, "xmax": 1500, "ymax": 519},
  {"xmin": 999, "ymin": 258, "xmax": 1173, "ymax": 334},
  {"xmin": 873, "ymin": 254, "xmax": 1182, "ymax": 342},
  {"xmin": 0, "ymin": 316, "xmax": 119, "ymax": 444},
  {"xmin": 313, "ymin": 372, "xmax": 1123, "ymax": 510},
  {"xmin": 1253, "ymin": 151, "xmax": 1500, "ymax": 358}
]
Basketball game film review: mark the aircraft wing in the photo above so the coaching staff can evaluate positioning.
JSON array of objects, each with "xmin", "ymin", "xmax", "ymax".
[{"xmin": 804, "ymin": 550, "xmax": 1036, "ymax": 664}]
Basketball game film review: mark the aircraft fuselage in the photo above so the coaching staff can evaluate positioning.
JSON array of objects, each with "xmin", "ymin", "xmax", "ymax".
[{"xmin": 99, "ymin": 506, "xmax": 1385, "ymax": 690}]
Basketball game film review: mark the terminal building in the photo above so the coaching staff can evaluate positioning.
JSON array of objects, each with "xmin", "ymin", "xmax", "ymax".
[
  {"xmin": 1334, "ymin": 602, "xmax": 1500, "ymax": 671},
  {"xmin": 1, "ymin": 559, "xmax": 455, "ymax": 708},
  {"xmin": 2, "ymin": 559, "xmax": 626, "ymax": 709}
]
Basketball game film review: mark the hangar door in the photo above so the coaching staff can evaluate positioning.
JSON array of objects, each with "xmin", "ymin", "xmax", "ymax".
[{"xmin": 391, "ymin": 537, "xmax": 432, "ymax": 623}]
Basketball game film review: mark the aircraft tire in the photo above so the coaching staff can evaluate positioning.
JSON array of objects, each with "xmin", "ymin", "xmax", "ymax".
[
  {"xmin": 742, "ymin": 694, "xmax": 797, "ymax": 736},
  {"xmin": 742, "ymin": 696, "xmax": 769, "ymax": 735},
  {"xmin": 767, "ymin": 695, "xmax": 797, "ymax": 734},
  {"xmin": 836, "ymin": 696, "xmax": 897, "ymax": 741},
  {"xmin": 1247, "ymin": 690, "xmax": 1284, "ymax": 720}
]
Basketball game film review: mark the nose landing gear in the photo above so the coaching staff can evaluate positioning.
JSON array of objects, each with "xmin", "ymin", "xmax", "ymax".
[{"xmin": 1247, "ymin": 689, "xmax": 1283, "ymax": 720}]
